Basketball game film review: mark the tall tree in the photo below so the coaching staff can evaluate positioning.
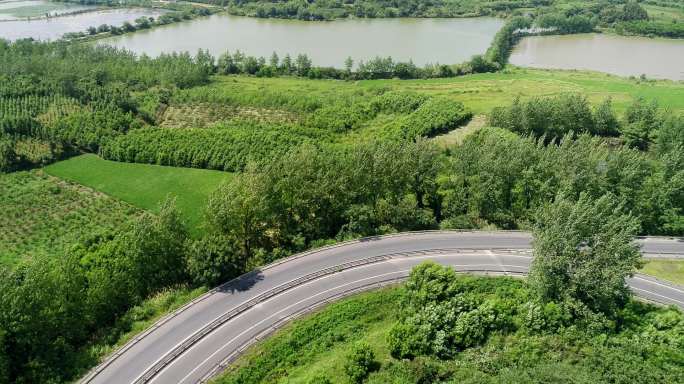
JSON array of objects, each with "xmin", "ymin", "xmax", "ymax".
[{"xmin": 528, "ymin": 194, "xmax": 642, "ymax": 316}]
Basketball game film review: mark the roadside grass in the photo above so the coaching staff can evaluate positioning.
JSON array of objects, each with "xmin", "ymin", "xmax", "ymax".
[
  {"xmin": 214, "ymin": 276, "xmax": 684, "ymax": 384},
  {"xmin": 641, "ymin": 259, "xmax": 684, "ymax": 286},
  {"xmin": 0, "ymin": 170, "xmax": 139, "ymax": 266},
  {"xmin": 45, "ymin": 154, "xmax": 232, "ymax": 234},
  {"xmin": 74, "ymin": 285, "xmax": 208, "ymax": 379},
  {"xmin": 214, "ymin": 286, "xmax": 401, "ymax": 384}
]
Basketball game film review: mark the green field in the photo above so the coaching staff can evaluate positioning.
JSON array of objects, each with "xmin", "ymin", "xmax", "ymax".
[
  {"xmin": 0, "ymin": 170, "xmax": 138, "ymax": 266},
  {"xmin": 200, "ymin": 67, "xmax": 684, "ymax": 118},
  {"xmin": 45, "ymin": 154, "xmax": 232, "ymax": 232}
]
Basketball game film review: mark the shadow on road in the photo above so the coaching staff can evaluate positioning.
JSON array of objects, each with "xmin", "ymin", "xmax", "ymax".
[{"xmin": 217, "ymin": 270, "xmax": 264, "ymax": 294}]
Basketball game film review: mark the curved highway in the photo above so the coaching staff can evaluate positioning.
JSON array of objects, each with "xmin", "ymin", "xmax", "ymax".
[{"xmin": 81, "ymin": 231, "xmax": 684, "ymax": 384}]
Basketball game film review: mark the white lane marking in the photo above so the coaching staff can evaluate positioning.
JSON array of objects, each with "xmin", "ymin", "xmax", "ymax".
[
  {"xmin": 170, "ymin": 262, "xmax": 531, "ymax": 384},
  {"xmin": 632, "ymin": 276, "xmax": 684, "ymax": 294},
  {"xmin": 630, "ymin": 287, "xmax": 684, "ymax": 306},
  {"xmin": 131, "ymin": 252, "xmax": 528, "ymax": 383}
]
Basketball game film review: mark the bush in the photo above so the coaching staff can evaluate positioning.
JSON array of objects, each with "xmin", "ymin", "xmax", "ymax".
[
  {"xmin": 398, "ymin": 98, "xmax": 472, "ymax": 138},
  {"xmin": 100, "ymin": 122, "xmax": 313, "ymax": 172},
  {"xmin": 489, "ymin": 94, "xmax": 619, "ymax": 139},
  {"xmin": 345, "ymin": 342, "xmax": 377, "ymax": 383}
]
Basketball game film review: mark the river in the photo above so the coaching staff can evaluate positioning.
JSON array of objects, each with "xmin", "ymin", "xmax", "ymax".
[
  {"xmin": 0, "ymin": 5, "xmax": 166, "ymax": 41},
  {"xmin": 98, "ymin": 14, "xmax": 504, "ymax": 67},
  {"xmin": 510, "ymin": 33, "xmax": 684, "ymax": 81}
]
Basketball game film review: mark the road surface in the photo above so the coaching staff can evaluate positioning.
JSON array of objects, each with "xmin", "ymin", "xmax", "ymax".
[{"xmin": 81, "ymin": 231, "xmax": 684, "ymax": 384}]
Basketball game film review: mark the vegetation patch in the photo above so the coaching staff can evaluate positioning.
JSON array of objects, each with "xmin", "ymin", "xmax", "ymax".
[
  {"xmin": 44, "ymin": 154, "xmax": 231, "ymax": 233},
  {"xmin": 641, "ymin": 259, "xmax": 684, "ymax": 285},
  {"xmin": 0, "ymin": 170, "xmax": 138, "ymax": 266},
  {"xmin": 160, "ymin": 103, "xmax": 300, "ymax": 128},
  {"xmin": 216, "ymin": 274, "xmax": 684, "ymax": 384}
]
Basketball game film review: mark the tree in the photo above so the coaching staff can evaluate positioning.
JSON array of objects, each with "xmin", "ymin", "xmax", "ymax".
[
  {"xmin": 344, "ymin": 56, "xmax": 354, "ymax": 75},
  {"xmin": 593, "ymin": 98, "xmax": 620, "ymax": 136},
  {"xmin": 295, "ymin": 54, "xmax": 312, "ymax": 76},
  {"xmin": 528, "ymin": 194, "xmax": 642, "ymax": 317},
  {"xmin": 344, "ymin": 342, "xmax": 377, "ymax": 383},
  {"xmin": 185, "ymin": 234, "xmax": 246, "ymax": 286},
  {"xmin": 622, "ymin": 2, "xmax": 649, "ymax": 22},
  {"xmin": 622, "ymin": 97, "xmax": 661, "ymax": 150},
  {"xmin": 282, "ymin": 53, "xmax": 293, "ymax": 74},
  {"xmin": 122, "ymin": 198, "xmax": 188, "ymax": 298},
  {"xmin": 269, "ymin": 51, "xmax": 279, "ymax": 69}
]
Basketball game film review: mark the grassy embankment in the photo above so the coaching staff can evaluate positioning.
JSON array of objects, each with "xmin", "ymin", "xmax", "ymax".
[
  {"xmin": 214, "ymin": 276, "xmax": 684, "ymax": 384},
  {"xmin": 44, "ymin": 154, "xmax": 232, "ymax": 234},
  {"xmin": 642, "ymin": 259, "xmax": 684, "ymax": 285}
]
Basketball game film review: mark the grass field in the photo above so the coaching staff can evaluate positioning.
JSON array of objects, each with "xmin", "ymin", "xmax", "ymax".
[
  {"xmin": 0, "ymin": 170, "xmax": 139, "ymax": 266},
  {"xmin": 203, "ymin": 67, "xmax": 684, "ymax": 118},
  {"xmin": 641, "ymin": 259, "xmax": 684, "ymax": 286},
  {"xmin": 45, "ymin": 154, "xmax": 232, "ymax": 233}
]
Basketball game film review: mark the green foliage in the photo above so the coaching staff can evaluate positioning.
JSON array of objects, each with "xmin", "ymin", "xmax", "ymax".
[
  {"xmin": 0, "ymin": 171, "xmax": 138, "ymax": 266},
  {"xmin": 344, "ymin": 342, "xmax": 377, "ymax": 384},
  {"xmin": 217, "ymin": 272, "xmax": 684, "ymax": 384},
  {"xmin": 489, "ymin": 94, "xmax": 619, "ymax": 139},
  {"xmin": 219, "ymin": 288, "xmax": 401, "ymax": 384},
  {"xmin": 203, "ymin": 140, "xmax": 440, "ymax": 262},
  {"xmin": 622, "ymin": 97, "xmax": 662, "ymax": 150},
  {"xmin": 536, "ymin": 12, "xmax": 595, "ymax": 34},
  {"xmin": 44, "ymin": 154, "xmax": 231, "ymax": 234},
  {"xmin": 398, "ymin": 99, "xmax": 472, "ymax": 139},
  {"xmin": 529, "ymin": 194, "xmax": 642, "ymax": 317},
  {"xmin": 439, "ymin": 127, "xmax": 683, "ymax": 235},
  {"xmin": 185, "ymin": 234, "xmax": 245, "ymax": 286},
  {"xmin": 388, "ymin": 263, "xmax": 507, "ymax": 359},
  {"xmin": 0, "ymin": 197, "xmax": 190, "ymax": 383},
  {"xmin": 485, "ymin": 16, "xmax": 533, "ymax": 67},
  {"xmin": 100, "ymin": 122, "xmax": 313, "ymax": 172},
  {"xmin": 0, "ymin": 39, "xmax": 212, "ymax": 169},
  {"xmin": 617, "ymin": 19, "xmax": 684, "ymax": 38}
]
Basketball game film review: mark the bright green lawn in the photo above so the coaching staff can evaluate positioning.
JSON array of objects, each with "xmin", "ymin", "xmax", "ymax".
[
  {"xmin": 45, "ymin": 154, "xmax": 232, "ymax": 233},
  {"xmin": 641, "ymin": 259, "xmax": 684, "ymax": 286}
]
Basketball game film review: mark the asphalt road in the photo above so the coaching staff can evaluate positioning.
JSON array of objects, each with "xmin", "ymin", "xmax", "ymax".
[{"xmin": 82, "ymin": 231, "xmax": 684, "ymax": 384}]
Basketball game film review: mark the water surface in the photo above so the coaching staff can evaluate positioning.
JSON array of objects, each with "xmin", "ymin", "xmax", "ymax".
[
  {"xmin": 99, "ymin": 14, "xmax": 504, "ymax": 67},
  {"xmin": 510, "ymin": 33, "xmax": 684, "ymax": 81},
  {"xmin": 0, "ymin": 0, "xmax": 95, "ymax": 20},
  {"xmin": 0, "ymin": 7, "xmax": 167, "ymax": 41}
]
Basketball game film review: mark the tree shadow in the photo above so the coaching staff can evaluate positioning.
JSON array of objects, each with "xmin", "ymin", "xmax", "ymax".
[{"xmin": 217, "ymin": 270, "xmax": 264, "ymax": 294}]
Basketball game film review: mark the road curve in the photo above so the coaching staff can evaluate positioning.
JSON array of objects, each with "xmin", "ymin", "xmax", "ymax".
[{"xmin": 81, "ymin": 231, "xmax": 684, "ymax": 384}]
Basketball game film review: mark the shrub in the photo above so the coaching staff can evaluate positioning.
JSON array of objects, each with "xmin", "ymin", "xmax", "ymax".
[
  {"xmin": 345, "ymin": 342, "xmax": 378, "ymax": 384},
  {"xmin": 398, "ymin": 99, "xmax": 472, "ymax": 138}
]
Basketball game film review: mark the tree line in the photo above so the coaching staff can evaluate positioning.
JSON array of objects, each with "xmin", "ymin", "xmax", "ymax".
[
  {"xmin": 99, "ymin": 92, "xmax": 472, "ymax": 171},
  {"xmin": 0, "ymin": 40, "xmax": 212, "ymax": 171},
  {"xmin": 63, "ymin": 6, "xmax": 215, "ymax": 40}
]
